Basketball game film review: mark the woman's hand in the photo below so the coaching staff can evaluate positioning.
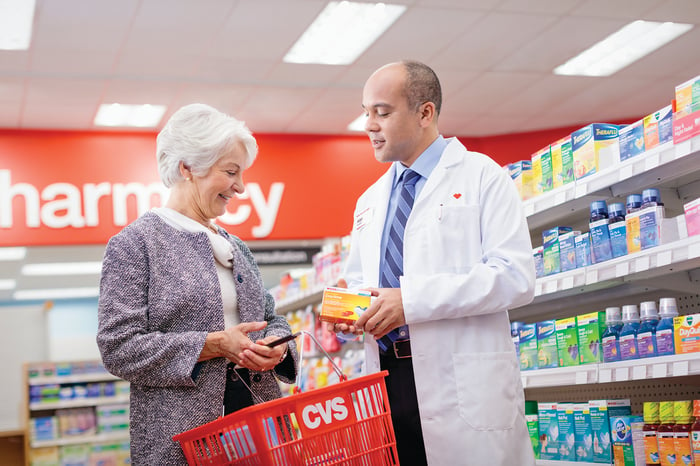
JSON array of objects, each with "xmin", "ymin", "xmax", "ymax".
[
  {"xmin": 238, "ymin": 335, "xmax": 288, "ymax": 372},
  {"xmin": 198, "ymin": 321, "xmax": 267, "ymax": 364}
]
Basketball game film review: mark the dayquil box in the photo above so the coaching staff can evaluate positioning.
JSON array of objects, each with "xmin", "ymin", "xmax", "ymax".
[
  {"xmin": 674, "ymin": 313, "xmax": 700, "ymax": 354},
  {"xmin": 643, "ymin": 105, "xmax": 673, "ymax": 149},
  {"xmin": 550, "ymin": 136, "xmax": 574, "ymax": 189},
  {"xmin": 556, "ymin": 317, "xmax": 580, "ymax": 367},
  {"xmin": 684, "ymin": 197, "xmax": 700, "ymax": 237},
  {"xmin": 577, "ymin": 311, "xmax": 605, "ymax": 364},
  {"xmin": 537, "ymin": 320, "xmax": 559, "ymax": 369},
  {"xmin": 572, "ymin": 123, "xmax": 620, "ymax": 180},
  {"xmin": 319, "ymin": 287, "xmax": 371, "ymax": 325},
  {"xmin": 519, "ymin": 323, "xmax": 539, "ymax": 371},
  {"xmin": 538, "ymin": 402, "xmax": 560, "ymax": 460}
]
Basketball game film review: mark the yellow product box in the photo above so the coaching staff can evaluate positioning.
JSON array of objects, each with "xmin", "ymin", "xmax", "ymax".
[
  {"xmin": 507, "ymin": 160, "xmax": 534, "ymax": 201},
  {"xmin": 674, "ymin": 313, "xmax": 700, "ymax": 354},
  {"xmin": 319, "ymin": 287, "xmax": 371, "ymax": 325},
  {"xmin": 571, "ymin": 123, "xmax": 620, "ymax": 180},
  {"xmin": 531, "ymin": 150, "xmax": 544, "ymax": 197},
  {"xmin": 675, "ymin": 75, "xmax": 700, "ymax": 117}
]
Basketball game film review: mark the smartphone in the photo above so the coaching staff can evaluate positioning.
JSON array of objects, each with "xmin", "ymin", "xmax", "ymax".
[{"xmin": 265, "ymin": 332, "xmax": 300, "ymax": 348}]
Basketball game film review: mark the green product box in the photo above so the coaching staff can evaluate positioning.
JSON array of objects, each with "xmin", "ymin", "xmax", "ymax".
[
  {"xmin": 551, "ymin": 135, "xmax": 574, "ymax": 188},
  {"xmin": 557, "ymin": 402, "xmax": 576, "ymax": 461},
  {"xmin": 536, "ymin": 320, "xmax": 559, "ymax": 369},
  {"xmin": 576, "ymin": 311, "xmax": 605, "ymax": 364},
  {"xmin": 542, "ymin": 226, "xmax": 572, "ymax": 276},
  {"xmin": 519, "ymin": 323, "xmax": 538, "ymax": 371},
  {"xmin": 525, "ymin": 400, "xmax": 539, "ymax": 459},
  {"xmin": 589, "ymin": 399, "xmax": 631, "ymax": 464},
  {"xmin": 539, "ymin": 146, "xmax": 553, "ymax": 193},
  {"xmin": 573, "ymin": 402, "xmax": 593, "ymax": 462},
  {"xmin": 556, "ymin": 317, "xmax": 580, "ymax": 367},
  {"xmin": 537, "ymin": 402, "xmax": 560, "ymax": 460}
]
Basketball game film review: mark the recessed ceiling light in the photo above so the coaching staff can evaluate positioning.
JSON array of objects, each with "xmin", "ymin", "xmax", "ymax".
[
  {"xmin": 347, "ymin": 113, "xmax": 367, "ymax": 132},
  {"xmin": 554, "ymin": 20, "xmax": 693, "ymax": 77},
  {"xmin": 284, "ymin": 1, "xmax": 406, "ymax": 65},
  {"xmin": 21, "ymin": 262, "xmax": 103, "ymax": 276},
  {"xmin": 94, "ymin": 104, "xmax": 167, "ymax": 128},
  {"xmin": 0, "ymin": 247, "xmax": 27, "ymax": 261},
  {"xmin": 0, "ymin": 279, "xmax": 16, "ymax": 290},
  {"xmin": 14, "ymin": 287, "xmax": 100, "ymax": 301},
  {"xmin": 0, "ymin": 0, "xmax": 36, "ymax": 50}
]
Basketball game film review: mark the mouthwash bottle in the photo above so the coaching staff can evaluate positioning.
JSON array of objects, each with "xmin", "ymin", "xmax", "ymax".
[
  {"xmin": 691, "ymin": 399, "xmax": 700, "ymax": 465},
  {"xmin": 589, "ymin": 200, "xmax": 613, "ymax": 263},
  {"xmin": 619, "ymin": 304, "xmax": 640, "ymax": 360},
  {"xmin": 657, "ymin": 401, "xmax": 676, "ymax": 466},
  {"xmin": 608, "ymin": 202, "xmax": 628, "ymax": 258},
  {"xmin": 627, "ymin": 193, "xmax": 643, "ymax": 214},
  {"xmin": 673, "ymin": 401, "xmax": 694, "ymax": 466},
  {"xmin": 656, "ymin": 298, "xmax": 679, "ymax": 356},
  {"xmin": 644, "ymin": 401, "xmax": 661, "ymax": 465},
  {"xmin": 637, "ymin": 301, "xmax": 659, "ymax": 358},
  {"xmin": 602, "ymin": 306, "xmax": 623, "ymax": 362}
]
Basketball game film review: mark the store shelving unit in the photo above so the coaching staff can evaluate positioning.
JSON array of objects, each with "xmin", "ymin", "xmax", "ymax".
[{"xmin": 23, "ymin": 361, "xmax": 130, "ymax": 466}]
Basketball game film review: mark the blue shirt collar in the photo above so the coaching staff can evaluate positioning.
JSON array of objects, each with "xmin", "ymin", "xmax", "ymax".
[{"xmin": 393, "ymin": 135, "xmax": 446, "ymax": 186}]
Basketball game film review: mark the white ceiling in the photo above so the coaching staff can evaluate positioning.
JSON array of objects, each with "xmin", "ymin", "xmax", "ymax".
[{"xmin": 2, "ymin": 0, "xmax": 700, "ymax": 303}]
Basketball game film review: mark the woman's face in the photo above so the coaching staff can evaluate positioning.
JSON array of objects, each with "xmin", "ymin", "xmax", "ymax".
[{"xmin": 190, "ymin": 141, "xmax": 247, "ymax": 221}]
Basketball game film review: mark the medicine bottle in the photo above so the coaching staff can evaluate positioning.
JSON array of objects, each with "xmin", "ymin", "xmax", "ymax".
[
  {"xmin": 643, "ymin": 401, "xmax": 660, "ymax": 465},
  {"xmin": 626, "ymin": 193, "xmax": 643, "ymax": 214},
  {"xmin": 619, "ymin": 304, "xmax": 640, "ymax": 360},
  {"xmin": 609, "ymin": 202, "xmax": 626, "ymax": 223},
  {"xmin": 637, "ymin": 301, "xmax": 659, "ymax": 358},
  {"xmin": 590, "ymin": 200, "xmax": 609, "ymax": 222},
  {"xmin": 642, "ymin": 188, "xmax": 664, "ymax": 208},
  {"xmin": 602, "ymin": 306, "xmax": 622, "ymax": 362},
  {"xmin": 656, "ymin": 298, "xmax": 678, "ymax": 356},
  {"xmin": 673, "ymin": 401, "xmax": 693, "ymax": 466},
  {"xmin": 656, "ymin": 401, "xmax": 676, "ymax": 466}
]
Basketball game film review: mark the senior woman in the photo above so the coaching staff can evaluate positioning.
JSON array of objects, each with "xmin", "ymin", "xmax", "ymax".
[{"xmin": 97, "ymin": 103, "xmax": 298, "ymax": 464}]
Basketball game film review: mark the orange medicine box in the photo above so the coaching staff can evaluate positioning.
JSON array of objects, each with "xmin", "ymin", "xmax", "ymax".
[
  {"xmin": 319, "ymin": 287, "xmax": 372, "ymax": 325},
  {"xmin": 674, "ymin": 313, "xmax": 700, "ymax": 354}
]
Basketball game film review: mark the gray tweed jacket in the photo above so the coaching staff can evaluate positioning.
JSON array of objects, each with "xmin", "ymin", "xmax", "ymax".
[{"xmin": 97, "ymin": 212, "xmax": 298, "ymax": 465}]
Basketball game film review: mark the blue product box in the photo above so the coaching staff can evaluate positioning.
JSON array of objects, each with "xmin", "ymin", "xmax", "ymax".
[
  {"xmin": 589, "ymin": 219, "xmax": 613, "ymax": 263},
  {"xmin": 557, "ymin": 403, "xmax": 576, "ymax": 461},
  {"xmin": 608, "ymin": 221, "xmax": 628, "ymax": 258},
  {"xmin": 537, "ymin": 320, "xmax": 559, "ymax": 369},
  {"xmin": 573, "ymin": 403, "xmax": 594, "ymax": 462},
  {"xmin": 574, "ymin": 232, "xmax": 592, "ymax": 268},
  {"xmin": 538, "ymin": 402, "xmax": 560, "ymax": 460},
  {"xmin": 619, "ymin": 119, "xmax": 645, "ymax": 162},
  {"xmin": 533, "ymin": 246, "xmax": 544, "ymax": 278},
  {"xmin": 519, "ymin": 323, "xmax": 538, "ymax": 371},
  {"xmin": 589, "ymin": 399, "xmax": 631, "ymax": 464},
  {"xmin": 639, "ymin": 206, "xmax": 664, "ymax": 250},
  {"xmin": 558, "ymin": 230, "xmax": 579, "ymax": 272},
  {"xmin": 543, "ymin": 226, "xmax": 572, "ymax": 276}
]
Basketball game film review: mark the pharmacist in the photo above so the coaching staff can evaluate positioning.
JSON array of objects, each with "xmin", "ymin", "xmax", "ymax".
[{"xmin": 330, "ymin": 61, "xmax": 536, "ymax": 465}]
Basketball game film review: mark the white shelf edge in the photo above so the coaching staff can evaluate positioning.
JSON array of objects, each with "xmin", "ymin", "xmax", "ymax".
[
  {"xmin": 28, "ymin": 372, "xmax": 120, "ymax": 386},
  {"xmin": 536, "ymin": 460, "xmax": 608, "ymax": 466},
  {"xmin": 30, "ymin": 430, "xmax": 129, "ymax": 448},
  {"xmin": 30, "ymin": 394, "xmax": 130, "ymax": 411}
]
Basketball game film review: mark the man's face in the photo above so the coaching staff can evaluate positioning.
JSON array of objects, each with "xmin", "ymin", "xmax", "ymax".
[{"xmin": 361, "ymin": 64, "xmax": 423, "ymax": 165}]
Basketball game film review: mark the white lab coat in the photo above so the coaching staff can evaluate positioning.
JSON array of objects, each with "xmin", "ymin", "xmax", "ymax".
[{"xmin": 343, "ymin": 138, "xmax": 536, "ymax": 465}]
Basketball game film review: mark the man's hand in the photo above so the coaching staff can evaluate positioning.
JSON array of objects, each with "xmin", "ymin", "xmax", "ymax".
[{"xmin": 355, "ymin": 287, "xmax": 405, "ymax": 339}]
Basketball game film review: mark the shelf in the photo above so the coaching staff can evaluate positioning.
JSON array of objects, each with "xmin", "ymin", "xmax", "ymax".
[
  {"xmin": 524, "ymin": 134, "xmax": 700, "ymax": 231},
  {"xmin": 521, "ymin": 352, "xmax": 700, "ymax": 389},
  {"xmin": 31, "ymin": 431, "xmax": 129, "ymax": 448},
  {"xmin": 28, "ymin": 372, "xmax": 120, "ymax": 386},
  {"xmin": 275, "ymin": 287, "xmax": 324, "ymax": 314},
  {"xmin": 536, "ymin": 461, "xmax": 607, "ymax": 466},
  {"xmin": 29, "ymin": 395, "xmax": 129, "ymax": 411},
  {"xmin": 511, "ymin": 234, "xmax": 700, "ymax": 320}
]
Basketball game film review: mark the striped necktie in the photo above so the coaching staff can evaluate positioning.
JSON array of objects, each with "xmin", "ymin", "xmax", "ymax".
[{"xmin": 378, "ymin": 168, "xmax": 420, "ymax": 351}]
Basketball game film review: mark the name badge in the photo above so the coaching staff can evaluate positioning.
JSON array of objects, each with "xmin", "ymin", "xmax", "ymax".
[{"xmin": 355, "ymin": 207, "xmax": 373, "ymax": 231}]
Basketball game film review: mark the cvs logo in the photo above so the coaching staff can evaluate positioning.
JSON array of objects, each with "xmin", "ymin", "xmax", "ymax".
[{"xmin": 301, "ymin": 397, "xmax": 349, "ymax": 429}]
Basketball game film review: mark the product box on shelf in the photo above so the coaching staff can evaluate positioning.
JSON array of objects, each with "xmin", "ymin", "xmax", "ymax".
[
  {"xmin": 556, "ymin": 317, "xmax": 580, "ymax": 367},
  {"xmin": 576, "ymin": 311, "xmax": 605, "ymax": 364},
  {"xmin": 550, "ymin": 135, "xmax": 574, "ymax": 189},
  {"xmin": 573, "ymin": 402, "xmax": 594, "ymax": 462},
  {"xmin": 684, "ymin": 197, "xmax": 700, "ymax": 237},
  {"xmin": 537, "ymin": 320, "xmax": 559, "ymax": 369},
  {"xmin": 508, "ymin": 160, "xmax": 534, "ymax": 201},
  {"xmin": 673, "ymin": 103, "xmax": 700, "ymax": 144},
  {"xmin": 557, "ymin": 403, "xmax": 577, "ymax": 461},
  {"xmin": 525, "ymin": 401, "xmax": 540, "ymax": 459},
  {"xmin": 589, "ymin": 399, "xmax": 631, "ymax": 464},
  {"xmin": 675, "ymin": 75, "xmax": 700, "ymax": 117},
  {"xmin": 643, "ymin": 105, "xmax": 673, "ymax": 149},
  {"xmin": 589, "ymin": 217, "xmax": 613, "ymax": 264},
  {"xmin": 608, "ymin": 219, "xmax": 628, "ymax": 259},
  {"xmin": 610, "ymin": 415, "xmax": 643, "ymax": 466},
  {"xmin": 519, "ymin": 323, "xmax": 538, "ymax": 371},
  {"xmin": 543, "ymin": 226, "xmax": 572, "ymax": 276},
  {"xmin": 674, "ymin": 313, "xmax": 700, "ymax": 354},
  {"xmin": 532, "ymin": 145, "xmax": 553, "ymax": 195},
  {"xmin": 558, "ymin": 230, "xmax": 579, "ymax": 272},
  {"xmin": 538, "ymin": 402, "xmax": 560, "ymax": 460},
  {"xmin": 619, "ymin": 119, "xmax": 645, "ymax": 162},
  {"xmin": 574, "ymin": 232, "xmax": 592, "ymax": 268},
  {"xmin": 319, "ymin": 287, "xmax": 371, "ymax": 325},
  {"xmin": 626, "ymin": 205, "xmax": 679, "ymax": 252},
  {"xmin": 572, "ymin": 123, "xmax": 620, "ymax": 180},
  {"xmin": 533, "ymin": 246, "xmax": 544, "ymax": 278}
]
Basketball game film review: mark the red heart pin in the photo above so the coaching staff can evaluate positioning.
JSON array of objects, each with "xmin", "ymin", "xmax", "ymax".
[{"xmin": 453, "ymin": 193, "xmax": 462, "ymax": 199}]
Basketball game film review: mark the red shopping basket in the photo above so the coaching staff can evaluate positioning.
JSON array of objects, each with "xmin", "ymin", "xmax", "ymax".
[{"xmin": 174, "ymin": 331, "xmax": 398, "ymax": 465}]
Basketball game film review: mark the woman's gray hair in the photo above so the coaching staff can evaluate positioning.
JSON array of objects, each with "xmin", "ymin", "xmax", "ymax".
[{"xmin": 156, "ymin": 103, "xmax": 258, "ymax": 188}]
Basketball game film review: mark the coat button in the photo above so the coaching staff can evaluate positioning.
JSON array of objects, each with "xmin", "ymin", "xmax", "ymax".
[
  {"xmin": 252, "ymin": 374, "xmax": 262, "ymax": 383},
  {"xmin": 237, "ymin": 273, "xmax": 243, "ymax": 283}
]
